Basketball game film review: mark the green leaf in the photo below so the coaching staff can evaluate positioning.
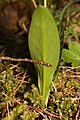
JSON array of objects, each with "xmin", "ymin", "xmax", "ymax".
[
  {"xmin": 62, "ymin": 41, "xmax": 80, "ymax": 67},
  {"xmin": 69, "ymin": 41, "xmax": 80, "ymax": 56},
  {"xmin": 28, "ymin": 6, "xmax": 60, "ymax": 106}
]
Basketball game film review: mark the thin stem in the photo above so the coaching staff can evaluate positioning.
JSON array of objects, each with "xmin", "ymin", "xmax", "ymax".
[
  {"xmin": 44, "ymin": 0, "xmax": 47, "ymax": 7},
  {"xmin": 32, "ymin": 0, "xmax": 37, "ymax": 8}
]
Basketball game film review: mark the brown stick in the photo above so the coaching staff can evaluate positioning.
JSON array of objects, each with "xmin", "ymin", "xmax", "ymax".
[
  {"xmin": 26, "ymin": 105, "xmax": 61, "ymax": 119},
  {"xmin": 13, "ymin": 71, "xmax": 27, "ymax": 95},
  {"xmin": 0, "ymin": 56, "xmax": 52, "ymax": 67}
]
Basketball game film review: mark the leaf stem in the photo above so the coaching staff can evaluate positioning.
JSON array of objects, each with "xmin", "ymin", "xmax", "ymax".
[{"xmin": 44, "ymin": 0, "xmax": 47, "ymax": 7}]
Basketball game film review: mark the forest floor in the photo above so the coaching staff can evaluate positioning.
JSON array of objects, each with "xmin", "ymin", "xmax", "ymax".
[{"xmin": 0, "ymin": 1, "xmax": 80, "ymax": 120}]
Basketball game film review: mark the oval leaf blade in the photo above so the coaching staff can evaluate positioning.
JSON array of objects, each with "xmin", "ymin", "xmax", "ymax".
[{"xmin": 28, "ymin": 6, "xmax": 60, "ymax": 105}]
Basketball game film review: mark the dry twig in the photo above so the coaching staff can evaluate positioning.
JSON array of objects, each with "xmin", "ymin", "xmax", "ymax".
[
  {"xmin": 0, "ymin": 56, "xmax": 52, "ymax": 67},
  {"xmin": 13, "ymin": 71, "xmax": 27, "ymax": 95}
]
